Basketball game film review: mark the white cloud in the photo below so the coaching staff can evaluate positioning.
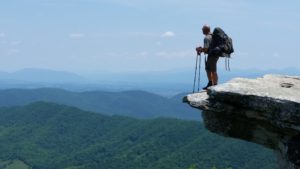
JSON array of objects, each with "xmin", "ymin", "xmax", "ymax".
[
  {"xmin": 69, "ymin": 33, "xmax": 85, "ymax": 39},
  {"xmin": 135, "ymin": 51, "xmax": 149, "ymax": 58},
  {"xmin": 161, "ymin": 31, "xmax": 175, "ymax": 38},
  {"xmin": 0, "ymin": 32, "xmax": 5, "ymax": 38},
  {"xmin": 7, "ymin": 48, "xmax": 20, "ymax": 56},
  {"xmin": 273, "ymin": 52, "xmax": 280, "ymax": 58}
]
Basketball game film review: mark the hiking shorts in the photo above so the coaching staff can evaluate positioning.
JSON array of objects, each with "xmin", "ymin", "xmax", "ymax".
[{"xmin": 205, "ymin": 55, "xmax": 219, "ymax": 72}]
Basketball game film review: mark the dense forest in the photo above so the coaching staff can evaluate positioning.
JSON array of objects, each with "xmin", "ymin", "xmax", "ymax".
[{"xmin": 0, "ymin": 102, "xmax": 276, "ymax": 169}]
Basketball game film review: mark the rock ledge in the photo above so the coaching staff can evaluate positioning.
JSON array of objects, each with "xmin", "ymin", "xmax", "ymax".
[
  {"xmin": 186, "ymin": 74, "xmax": 300, "ymax": 130},
  {"xmin": 184, "ymin": 74, "xmax": 300, "ymax": 169}
]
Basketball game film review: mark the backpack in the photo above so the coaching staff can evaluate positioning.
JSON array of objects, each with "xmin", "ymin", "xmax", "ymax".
[{"xmin": 209, "ymin": 27, "xmax": 234, "ymax": 57}]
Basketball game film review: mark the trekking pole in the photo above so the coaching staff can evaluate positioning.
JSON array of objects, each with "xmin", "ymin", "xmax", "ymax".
[
  {"xmin": 197, "ymin": 53, "xmax": 202, "ymax": 92},
  {"xmin": 193, "ymin": 54, "xmax": 199, "ymax": 93}
]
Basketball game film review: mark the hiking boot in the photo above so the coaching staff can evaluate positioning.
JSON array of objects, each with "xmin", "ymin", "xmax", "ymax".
[{"xmin": 202, "ymin": 81, "xmax": 212, "ymax": 90}]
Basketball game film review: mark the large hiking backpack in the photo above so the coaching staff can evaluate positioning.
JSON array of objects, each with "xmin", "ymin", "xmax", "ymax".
[{"xmin": 209, "ymin": 27, "xmax": 234, "ymax": 57}]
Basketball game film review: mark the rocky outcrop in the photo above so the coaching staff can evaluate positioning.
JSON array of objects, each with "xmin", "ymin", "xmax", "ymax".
[{"xmin": 183, "ymin": 74, "xmax": 300, "ymax": 169}]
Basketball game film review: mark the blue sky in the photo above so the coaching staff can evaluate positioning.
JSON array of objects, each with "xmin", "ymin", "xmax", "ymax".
[{"xmin": 0, "ymin": 0, "xmax": 299, "ymax": 74}]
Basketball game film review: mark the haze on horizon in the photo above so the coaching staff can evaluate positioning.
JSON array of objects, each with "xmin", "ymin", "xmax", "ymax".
[{"xmin": 0, "ymin": 0, "xmax": 299, "ymax": 75}]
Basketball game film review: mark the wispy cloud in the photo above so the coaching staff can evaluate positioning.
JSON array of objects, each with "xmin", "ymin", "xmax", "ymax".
[
  {"xmin": 273, "ymin": 52, "xmax": 280, "ymax": 58},
  {"xmin": 135, "ymin": 51, "xmax": 149, "ymax": 58},
  {"xmin": 0, "ymin": 32, "xmax": 6, "ymax": 38},
  {"xmin": 7, "ymin": 48, "xmax": 20, "ymax": 56},
  {"xmin": 161, "ymin": 31, "xmax": 175, "ymax": 38},
  {"xmin": 69, "ymin": 33, "xmax": 85, "ymax": 39}
]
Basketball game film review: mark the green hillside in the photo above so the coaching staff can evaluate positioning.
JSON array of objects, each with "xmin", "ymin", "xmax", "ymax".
[
  {"xmin": 0, "ymin": 88, "xmax": 200, "ymax": 120},
  {"xmin": 0, "ymin": 159, "xmax": 30, "ymax": 169},
  {"xmin": 0, "ymin": 102, "xmax": 276, "ymax": 169}
]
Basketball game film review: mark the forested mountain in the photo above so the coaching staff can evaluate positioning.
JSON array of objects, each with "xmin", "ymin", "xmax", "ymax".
[
  {"xmin": 0, "ymin": 102, "xmax": 276, "ymax": 169},
  {"xmin": 0, "ymin": 88, "xmax": 200, "ymax": 120}
]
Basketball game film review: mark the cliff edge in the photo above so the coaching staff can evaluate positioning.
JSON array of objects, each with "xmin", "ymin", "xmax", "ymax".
[{"xmin": 183, "ymin": 74, "xmax": 300, "ymax": 169}]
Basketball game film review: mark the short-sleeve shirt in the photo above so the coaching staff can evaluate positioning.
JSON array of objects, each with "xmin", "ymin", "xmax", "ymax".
[{"xmin": 203, "ymin": 34, "xmax": 212, "ymax": 49}]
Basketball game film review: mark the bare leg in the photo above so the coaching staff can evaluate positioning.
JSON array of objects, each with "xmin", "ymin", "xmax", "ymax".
[
  {"xmin": 206, "ymin": 71, "xmax": 212, "ymax": 81},
  {"xmin": 212, "ymin": 71, "xmax": 218, "ymax": 85},
  {"xmin": 202, "ymin": 70, "xmax": 213, "ymax": 90}
]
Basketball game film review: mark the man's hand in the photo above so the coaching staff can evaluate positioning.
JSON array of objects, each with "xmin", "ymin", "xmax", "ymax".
[{"xmin": 196, "ymin": 47, "xmax": 202, "ymax": 55}]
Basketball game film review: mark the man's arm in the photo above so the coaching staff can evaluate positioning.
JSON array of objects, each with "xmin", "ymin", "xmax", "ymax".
[
  {"xmin": 201, "ymin": 47, "xmax": 208, "ymax": 53},
  {"xmin": 202, "ymin": 36, "xmax": 210, "ymax": 53},
  {"xmin": 196, "ymin": 36, "xmax": 210, "ymax": 54}
]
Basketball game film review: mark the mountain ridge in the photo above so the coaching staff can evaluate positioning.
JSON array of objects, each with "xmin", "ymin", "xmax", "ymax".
[
  {"xmin": 0, "ymin": 88, "xmax": 201, "ymax": 120},
  {"xmin": 0, "ymin": 68, "xmax": 85, "ymax": 83}
]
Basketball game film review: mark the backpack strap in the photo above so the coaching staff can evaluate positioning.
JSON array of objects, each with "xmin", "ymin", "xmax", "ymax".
[
  {"xmin": 225, "ymin": 57, "xmax": 231, "ymax": 71},
  {"xmin": 225, "ymin": 57, "xmax": 227, "ymax": 71},
  {"xmin": 228, "ymin": 57, "xmax": 230, "ymax": 71}
]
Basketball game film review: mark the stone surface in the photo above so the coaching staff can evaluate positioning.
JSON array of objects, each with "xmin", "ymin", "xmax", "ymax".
[
  {"xmin": 184, "ymin": 74, "xmax": 300, "ymax": 169},
  {"xmin": 186, "ymin": 74, "xmax": 300, "ymax": 130}
]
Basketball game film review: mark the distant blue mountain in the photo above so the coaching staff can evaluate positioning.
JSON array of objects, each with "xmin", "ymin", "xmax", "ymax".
[
  {"xmin": 83, "ymin": 67, "xmax": 300, "ymax": 85},
  {"xmin": 0, "ymin": 67, "xmax": 299, "ymax": 96},
  {"xmin": 0, "ymin": 88, "xmax": 201, "ymax": 120},
  {"xmin": 0, "ymin": 68, "xmax": 85, "ymax": 83}
]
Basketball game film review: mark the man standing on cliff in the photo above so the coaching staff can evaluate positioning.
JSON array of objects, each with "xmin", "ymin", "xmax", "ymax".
[{"xmin": 196, "ymin": 25, "xmax": 219, "ymax": 90}]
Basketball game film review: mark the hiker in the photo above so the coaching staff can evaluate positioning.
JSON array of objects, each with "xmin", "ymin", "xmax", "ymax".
[{"xmin": 196, "ymin": 25, "xmax": 219, "ymax": 90}]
